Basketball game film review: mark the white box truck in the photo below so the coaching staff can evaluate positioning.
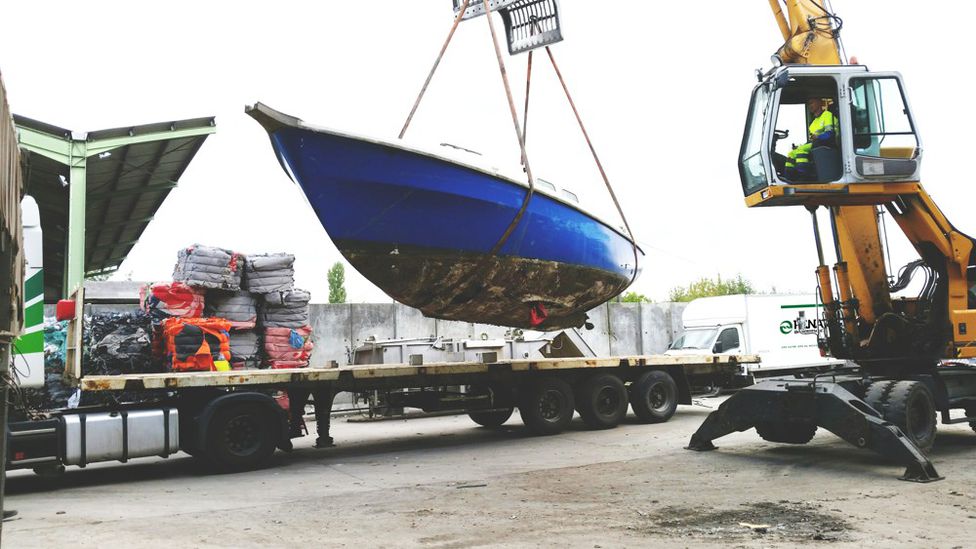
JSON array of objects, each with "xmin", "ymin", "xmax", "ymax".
[{"xmin": 666, "ymin": 294, "xmax": 845, "ymax": 383}]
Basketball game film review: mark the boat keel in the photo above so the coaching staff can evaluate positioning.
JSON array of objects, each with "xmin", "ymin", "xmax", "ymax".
[{"xmin": 686, "ymin": 378, "xmax": 943, "ymax": 482}]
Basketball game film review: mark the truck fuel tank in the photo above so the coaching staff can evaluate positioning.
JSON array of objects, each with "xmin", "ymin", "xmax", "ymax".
[{"xmin": 63, "ymin": 409, "xmax": 179, "ymax": 466}]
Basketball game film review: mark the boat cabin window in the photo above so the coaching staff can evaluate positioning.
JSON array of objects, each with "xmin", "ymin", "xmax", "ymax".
[
  {"xmin": 560, "ymin": 189, "xmax": 579, "ymax": 204},
  {"xmin": 850, "ymin": 77, "xmax": 918, "ymax": 160},
  {"xmin": 770, "ymin": 76, "xmax": 842, "ymax": 184},
  {"xmin": 536, "ymin": 178, "xmax": 557, "ymax": 193}
]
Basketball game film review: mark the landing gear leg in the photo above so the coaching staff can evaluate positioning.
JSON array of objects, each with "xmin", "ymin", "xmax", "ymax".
[
  {"xmin": 312, "ymin": 387, "xmax": 337, "ymax": 448},
  {"xmin": 686, "ymin": 378, "xmax": 943, "ymax": 482}
]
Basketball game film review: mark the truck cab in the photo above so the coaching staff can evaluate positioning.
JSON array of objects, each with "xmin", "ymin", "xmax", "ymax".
[{"xmin": 666, "ymin": 294, "xmax": 845, "ymax": 381}]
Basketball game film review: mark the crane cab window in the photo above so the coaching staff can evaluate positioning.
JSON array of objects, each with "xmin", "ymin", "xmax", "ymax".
[
  {"xmin": 770, "ymin": 76, "xmax": 842, "ymax": 184},
  {"xmin": 851, "ymin": 77, "xmax": 918, "ymax": 160}
]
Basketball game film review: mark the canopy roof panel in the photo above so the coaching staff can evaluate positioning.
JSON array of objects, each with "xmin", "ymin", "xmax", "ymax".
[{"xmin": 15, "ymin": 114, "xmax": 215, "ymax": 300}]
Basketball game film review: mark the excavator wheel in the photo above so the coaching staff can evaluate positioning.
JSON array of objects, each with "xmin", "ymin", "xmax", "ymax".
[
  {"xmin": 863, "ymin": 380, "xmax": 896, "ymax": 415},
  {"xmin": 884, "ymin": 381, "xmax": 938, "ymax": 452},
  {"xmin": 755, "ymin": 421, "xmax": 818, "ymax": 444}
]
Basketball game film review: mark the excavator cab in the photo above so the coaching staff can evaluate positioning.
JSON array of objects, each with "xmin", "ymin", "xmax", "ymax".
[{"xmin": 739, "ymin": 65, "xmax": 923, "ymax": 203}]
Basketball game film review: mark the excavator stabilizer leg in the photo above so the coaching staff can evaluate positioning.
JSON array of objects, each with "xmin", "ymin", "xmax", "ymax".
[{"xmin": 686, "ymin": 378, "xmax": 943, "ymax": 482}]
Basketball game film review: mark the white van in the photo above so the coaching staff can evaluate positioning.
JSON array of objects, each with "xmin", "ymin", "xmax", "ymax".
[{"xmin": 666, "ymin": 294, "xmax": 845, "ymax": 381}]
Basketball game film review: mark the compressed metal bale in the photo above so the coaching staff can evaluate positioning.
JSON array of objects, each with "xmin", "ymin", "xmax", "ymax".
[
  {"xmin": 172, "ymin": 244, "xmax": 243, "ymax": 290},
  {"xmin": 205, "ymin": 290, "xmax": 258, "ymax": 330}
]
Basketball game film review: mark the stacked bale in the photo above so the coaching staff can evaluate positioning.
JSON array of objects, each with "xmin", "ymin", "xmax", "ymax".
[
  {"xmin": 173, "ymin": 244, "xmax": 242, "ymax": 290},
  {"xmin": 161, "ymin": 244, "xmax": 314, "ymax": 370},
  {"xmin": 228, "ymin": 330, "xmax": 262, "ymax": 370},
  {"xmin": 260, "ymin": 289, "xmax": 313, "ymax": 369},
  {"xmin": 243, "ymin": 253, "xmax": 295, "ymax": 294},
  {"xmin": 160, "ymin": 317, "xmax": 233, "ymax": 372},
  {"xmin": 140, "ymin": 281, "xmax": 206, "ymax": 368},
  {"xmin": 206, "ymin": 290, "xmax": 260, "ymax": 369}
]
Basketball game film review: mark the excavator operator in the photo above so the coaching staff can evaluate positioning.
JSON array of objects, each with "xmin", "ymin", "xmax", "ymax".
[{"xmin": 784, "ymin": 98, "xmax": 838, "ymax": 181}]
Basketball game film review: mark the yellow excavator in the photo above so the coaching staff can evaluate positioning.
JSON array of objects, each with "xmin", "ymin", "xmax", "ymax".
[{"xmin": 688, "ymin": 0, "xmax": 976, "ymax": 481}]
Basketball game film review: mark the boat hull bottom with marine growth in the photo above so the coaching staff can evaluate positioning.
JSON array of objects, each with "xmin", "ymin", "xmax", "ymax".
[
  {"xmin": 340, "ymin": 241, "xmax": 630, "ymax": 330},
  {"xmin": 247, "ymin": 103, "xmax": 641, "ymax": 331}
]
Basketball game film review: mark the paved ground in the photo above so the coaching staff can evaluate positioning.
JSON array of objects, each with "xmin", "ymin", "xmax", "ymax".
[{"xmin": 4, "ymin": 398, "xmax": 976, "ymax": 548}]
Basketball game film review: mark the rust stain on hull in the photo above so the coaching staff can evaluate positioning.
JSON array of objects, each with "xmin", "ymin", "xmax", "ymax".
[{"xmin": 340, "ymin": 243, "xmax": 631, "ymax": 330}]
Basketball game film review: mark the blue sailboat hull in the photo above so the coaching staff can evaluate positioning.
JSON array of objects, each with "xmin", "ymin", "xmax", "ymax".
[{"xmin": 248, "ymin": 103, "xmax": 641, "ymax": 330}]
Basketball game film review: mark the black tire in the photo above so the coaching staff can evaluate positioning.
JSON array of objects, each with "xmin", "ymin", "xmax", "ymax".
[
  {"xmin": 205, "ymin": 403, "xmax": 279, "ymax": 471},
  {"xmin": 518, "ymin": 377, "xmax": 575, "ymax": 436},
  {"xmin": 863, "ymin": 380, "xmax": 895, "ymax": 416},
  {"xmin": 468, "ymin": 408, "xmax": 514, "ymax": 428},
  {"xmin": 755, "ymin": 421, "xmax": 818, "ymax": 444},
  {"xmin": 629, "ymin": 370, "xmax": 679, "ymax": 424},
  {"xmin": 576, "ymin": 374, "xmax": 628, "ymax": 429},
  {"xmin": 885, "ymin": 380, "xmax": 937, "ymax": 452}
]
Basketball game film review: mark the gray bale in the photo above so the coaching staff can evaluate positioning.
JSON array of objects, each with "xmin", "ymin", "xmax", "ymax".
[
  {"xmin": 173, "ymin": 245, "xmax": 242, "ymax": 290},
  {"xmin": 206, "ymin": 291, "xmax": 258, "ymax": 329},
  {"xmin": 229, "ymin": 330, "xmax": 261, "ymax": 369},
  {"xmin": 260, "ymin": 289, "xmax": 311, "ymax": 328},
  {"xmin": 242, "ymin": 253, "xmax": 295, "ymax": 294}
]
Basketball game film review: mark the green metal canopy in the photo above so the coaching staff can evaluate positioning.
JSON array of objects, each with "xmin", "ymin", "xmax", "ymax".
[{"xmin": 14, "ymin": 114, "xmax": 216, "ymax": 301}]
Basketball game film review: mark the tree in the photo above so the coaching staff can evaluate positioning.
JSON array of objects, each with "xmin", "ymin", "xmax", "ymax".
[
  {"xmin": 668, "ymin": 274, "xmax": 754, "ymax": 303},
  {"xmin": 620, "ymin": 291, "xmax": 651, "ymax": 303},
  {"xmin": 327, "ymin": 262, "xmax": 347, "ymax": 304}
]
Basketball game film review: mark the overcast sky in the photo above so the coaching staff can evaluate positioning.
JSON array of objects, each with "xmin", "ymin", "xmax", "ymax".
[{"xmin": 0, "ymin": 1, "xmax": 969, "ymax": 303}]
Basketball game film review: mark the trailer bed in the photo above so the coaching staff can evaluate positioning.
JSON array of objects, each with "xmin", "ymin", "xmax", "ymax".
[{"xmin": 76, "ymin": 354, "xmax": 758, "ymax": 392}]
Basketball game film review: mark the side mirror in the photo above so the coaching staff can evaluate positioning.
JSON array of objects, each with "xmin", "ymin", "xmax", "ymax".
[
  {"xmin": 712, "ymin": 341, "xmax": 724, "ymax": 353},
  {"xmin": 773, "ymin": 70, "xmax": 790, "ymax": 91}
]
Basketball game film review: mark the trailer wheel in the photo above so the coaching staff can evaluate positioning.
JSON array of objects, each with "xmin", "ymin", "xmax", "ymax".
[
  {"xmin": 885, "ymin": 380, "xmax": 937, "ymax": 452},
  {"xmin": 755, "ymin": 421, "xmax": 818, "ymax": 444},
  {"xmin": 629, "ymin": 370, "xmax": 678, "ymax": 424},
  {"xmin": 518, "ymin": 378, "xmax": 575, "ymax": 436},
  {"xmin": 205, "ymin": 403, "xmax": 279, "ymax": 471},
  {"xmin": 468, "ymin": 408, "xmax": 514, "ymax": 428},
  {"xmin": 576, "ymin": 374, "xmax": 628, "ymax": 429}
]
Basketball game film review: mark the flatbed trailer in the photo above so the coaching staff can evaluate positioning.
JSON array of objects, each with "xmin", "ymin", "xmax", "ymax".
[{"xmin": 7, "ymin": 295, "xmax": 757, "ymax": 474}]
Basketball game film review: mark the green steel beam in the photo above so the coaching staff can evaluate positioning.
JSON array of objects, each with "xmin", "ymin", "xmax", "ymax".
[
  {"xmin": 84, "ymin": 124, "xmax": 215, "ymax": 158},
  {"xmin": 67, "ymin": 146, "xmax": 87, "ymax": 296}
]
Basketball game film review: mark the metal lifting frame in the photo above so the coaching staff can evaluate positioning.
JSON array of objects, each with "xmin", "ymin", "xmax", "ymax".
[{"xmin": 453, "ymin": 0, "xmax": 564, "ymax": 55}]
